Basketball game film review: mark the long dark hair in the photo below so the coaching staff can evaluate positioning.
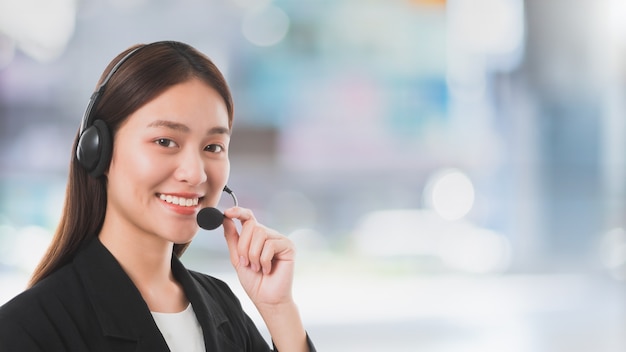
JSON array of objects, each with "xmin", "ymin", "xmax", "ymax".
[{"xmin": 29, "ymin": 41, "xmax": 234, "ymax": 287}]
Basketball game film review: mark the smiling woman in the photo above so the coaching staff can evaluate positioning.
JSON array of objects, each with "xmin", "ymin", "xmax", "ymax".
[
  {"xmin": 103, "ymin": 78, "xmax": 231, "ymax": 236},
  {"xmin": 0, "ymin": 41, "xmax": 314, "ymax": 352}
]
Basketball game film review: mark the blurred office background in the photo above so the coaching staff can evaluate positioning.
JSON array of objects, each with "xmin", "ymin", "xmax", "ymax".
[{"xmin": 1, "ymin": 0, "xmax": 625, "ymax": 350}]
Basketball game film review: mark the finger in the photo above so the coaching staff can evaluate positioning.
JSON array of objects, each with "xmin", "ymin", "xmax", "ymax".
[
  {"xmin": 235, "ymin": 217, "xmax": 257, "ymax": 267},
  {"xmin": 259, "ymin": 240, "xmax": 277, "ymax": 275},
  {"xmin": 222, "ymin": 217, "xmax": 242, "ymax": 268},
  {"xmin": 224, "ymin": 207, "xmax": 258, "ymax": 266},
  {"xmin": 247, "ymin": 227, "xmax": 268, "ymax": 272},
  {"xmin": 224, "ymin": 206, "xmax": 256, "ymax": 223}
]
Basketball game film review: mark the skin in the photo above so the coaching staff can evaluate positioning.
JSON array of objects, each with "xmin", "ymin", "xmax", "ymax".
[{"xmin": 98, "ymin": 78, "xmax": 308, "ymax": 351}]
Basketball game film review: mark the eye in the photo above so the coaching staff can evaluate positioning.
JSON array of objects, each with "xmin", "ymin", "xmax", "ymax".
[
  {"xmin": 155, "ymin": 138, "xmax": 178, "ymax": 148},
  {"xmin": 205, "ymin": 144, "xmax": 224, "ymax": 153}
]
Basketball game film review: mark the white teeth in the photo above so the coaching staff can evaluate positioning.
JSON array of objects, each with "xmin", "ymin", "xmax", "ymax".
[{"xmin": 159, "ymin": 194, "xmax": 199, "ymax": 207}]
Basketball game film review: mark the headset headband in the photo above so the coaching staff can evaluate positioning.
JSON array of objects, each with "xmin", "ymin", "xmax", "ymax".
[{"xmin": 79, "ymin": 44, "xmax": 146, "ymax": 134}]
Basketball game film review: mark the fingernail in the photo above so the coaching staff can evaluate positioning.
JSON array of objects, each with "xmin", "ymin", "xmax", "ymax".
[
  {"xmin": 239, "ymin": 256, "xmax": 246, "ymax": 266},
  {"xmin": 251, "ymin": 263, "xmax": 259, "ymax": 272}
]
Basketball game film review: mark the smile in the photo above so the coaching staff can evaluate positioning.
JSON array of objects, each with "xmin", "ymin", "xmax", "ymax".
[{"xmin": 158, "ymin": 194, "xmax": 200, "ymax": 207}]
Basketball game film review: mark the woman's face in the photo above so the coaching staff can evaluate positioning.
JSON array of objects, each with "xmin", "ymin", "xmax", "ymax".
[{"xmin": 105, "ymin": 78, "xmax": 231, "ymax": 245}]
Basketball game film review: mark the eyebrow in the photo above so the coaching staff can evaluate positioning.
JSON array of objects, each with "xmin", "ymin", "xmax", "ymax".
[{"xmin": 147, "ymin": 119, "xmax": 230, "ymax": 135}]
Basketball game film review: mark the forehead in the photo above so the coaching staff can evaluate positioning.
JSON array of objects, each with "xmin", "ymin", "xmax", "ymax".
[{"xmin": 124, "ymin": 78, "xmax": 230, "ymax": 130}]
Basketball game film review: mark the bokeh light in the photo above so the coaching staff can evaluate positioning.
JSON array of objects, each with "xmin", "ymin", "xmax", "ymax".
[
  {"xmin": 0, "ymin": 0, "xmax": 76, "ymax": 62},
  {"xmin": 241, "ymin": 5, "xmax": 290, "ymax": 47},
  {"xmin": 424, "ymin": 169, "xmax": 476, "ymax": 221}
]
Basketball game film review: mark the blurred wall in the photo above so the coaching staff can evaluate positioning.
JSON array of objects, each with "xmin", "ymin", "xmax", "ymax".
[{"xmin": 0, "ymin": 0, "xmax": 624, "ymax": 280}]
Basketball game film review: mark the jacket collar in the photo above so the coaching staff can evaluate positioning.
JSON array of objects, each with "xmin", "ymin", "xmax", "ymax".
[
  {"xmin": 73, "ymin": 238, "xmax": 235, "ymax": 351},
  {"xmin": 170, "ymin": 248, "xmax": 232, "ymax": 347}
]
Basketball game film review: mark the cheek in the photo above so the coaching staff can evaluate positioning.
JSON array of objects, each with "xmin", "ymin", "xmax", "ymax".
[
  {"xmin": 221, "ymin": 159, "xmax": 231, "ymax": 184},
  {"xmin": 206, "ymin": 160, "xmax": 230, "ymax": 203},
  {"xmin": 109, "ymin": 145, "xmax": 164, "ymax": 185}
]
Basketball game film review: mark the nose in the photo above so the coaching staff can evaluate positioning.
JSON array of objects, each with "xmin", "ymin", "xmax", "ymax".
[{"xmin": 174, "ymin": 149, "xmax": 208, "ymax": 186}]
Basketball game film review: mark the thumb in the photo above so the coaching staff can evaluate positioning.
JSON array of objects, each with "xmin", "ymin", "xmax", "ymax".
[{"xmin": 222, "ymin": 217, "xmax": 241, "ymax": 268}]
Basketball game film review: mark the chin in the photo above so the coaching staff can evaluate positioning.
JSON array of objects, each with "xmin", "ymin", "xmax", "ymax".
[
  {"xmin": 173, "ymin": 240, "xmax": 193, "ymax": 246},
  {"xmin": 161, "ymin": 227, "xmax": 197, "ymax": 245},
  {"xmin": 170, "ymin": 233, "xmax": 197, "ymax": 245}
]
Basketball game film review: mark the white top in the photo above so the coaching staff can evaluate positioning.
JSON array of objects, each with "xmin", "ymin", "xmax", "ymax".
[{"xmin": 151, "ymin": 303, "xmax": 205, "ymax": 352}]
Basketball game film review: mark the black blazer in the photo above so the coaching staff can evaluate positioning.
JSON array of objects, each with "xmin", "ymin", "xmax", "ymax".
[{"xmin": 0, "ymin": 238, "xmax": 315, "ymax": 352}]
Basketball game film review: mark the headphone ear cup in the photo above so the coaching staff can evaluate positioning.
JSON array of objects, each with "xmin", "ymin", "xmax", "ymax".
[{"xmin": 76, "ymin": 119, "xmax": 112, "ymax": 178}]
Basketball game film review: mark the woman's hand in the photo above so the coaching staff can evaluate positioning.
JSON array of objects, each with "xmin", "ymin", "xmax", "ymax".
[
  {"xmin": 222, "ymin": 206, "xmax": 310, "ymax": 352},
  {"xmin": 222, "ymin": 206, "xmax": 296, "ymax": 307}
]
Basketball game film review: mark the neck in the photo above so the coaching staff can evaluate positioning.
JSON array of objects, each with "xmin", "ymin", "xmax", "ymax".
[
  {"xmin": 99, "ymin": 225, "xmax": 172, "ymax": 279},
  {"xmin": 98, "ymin": 219, "xmax": 188, "ymax": 312}
]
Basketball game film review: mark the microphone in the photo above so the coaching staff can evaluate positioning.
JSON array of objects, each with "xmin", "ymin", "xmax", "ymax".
[
  {"xmin": 197, "ymin": 207, "xmax": 224, "ymax": 231},
  {"xmin": 196, "ymin": 186, "xmax": 238, "ymax": 230}
]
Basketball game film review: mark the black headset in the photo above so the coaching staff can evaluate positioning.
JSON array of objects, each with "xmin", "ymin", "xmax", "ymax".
[{"xmin": 75, "ymin": 45, "xmax": 146, "ymax": 178}]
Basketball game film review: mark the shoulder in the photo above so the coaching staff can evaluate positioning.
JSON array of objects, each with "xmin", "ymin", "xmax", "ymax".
[
  {"xmin": 0, "ymin": 264, "xmax": 87, "ymax": 341},
  {"xmin": 1, "ymin": 264, "xmax": 78, "ymax": 315}
]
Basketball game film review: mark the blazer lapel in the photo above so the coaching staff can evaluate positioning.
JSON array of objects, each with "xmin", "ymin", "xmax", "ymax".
[
  {"xmin": 74, "ymin": 239, "xmax": 170, "ymax": 352},
  {"xmin": 171, "ymin": 256, "xmax": 244, "ymax": 352}
]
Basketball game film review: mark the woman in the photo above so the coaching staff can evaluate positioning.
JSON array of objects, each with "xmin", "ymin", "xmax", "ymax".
[{"xmin": 0, "ymin": 41, "xmax": 314, "ymax": 352}]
